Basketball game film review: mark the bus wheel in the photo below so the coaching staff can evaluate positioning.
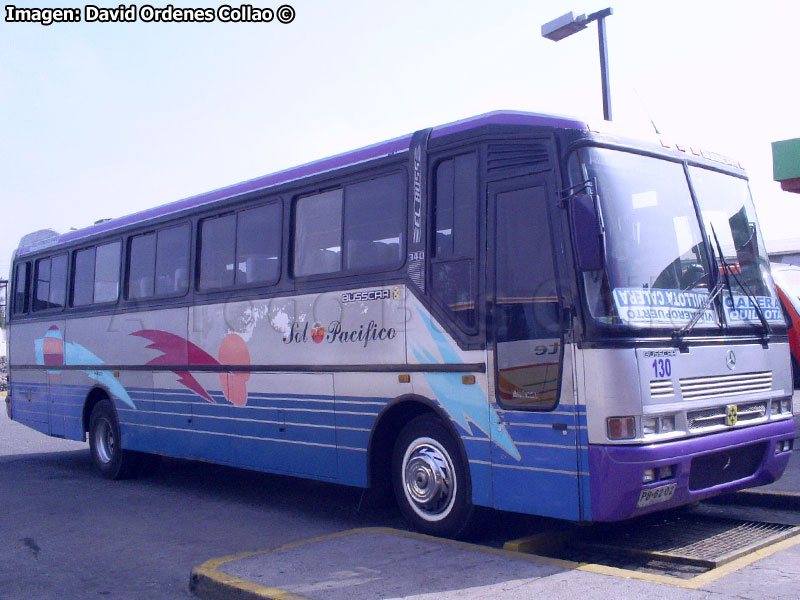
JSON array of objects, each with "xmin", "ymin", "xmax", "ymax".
[
  {"xmin": 89, "ymin": 399, "xmax": 140, "ymax": 480},
  {"xmin": 392, "ymin": 415, "xmax": 473, "ymax": 538}
]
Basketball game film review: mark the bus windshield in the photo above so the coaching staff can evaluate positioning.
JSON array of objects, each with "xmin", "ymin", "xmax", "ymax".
[{"xmin": 572, "ymin": 147, "xmax": 782, "ymax": 331}]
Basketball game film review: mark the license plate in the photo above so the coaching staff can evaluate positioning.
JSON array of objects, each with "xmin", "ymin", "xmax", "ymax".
[{"xmin": 637, "ymin": 482, "xmax": 677, "ymax": 508}]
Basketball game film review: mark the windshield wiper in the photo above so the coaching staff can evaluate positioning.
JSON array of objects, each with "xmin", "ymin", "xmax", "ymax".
[
  {"xmin": 673, "ymin": 232, "xmax": 728, "ymax": 345},
  {"xmin": 709, "ymin": 224, "xmax": 770, "ymax": 344},
  {"xmin": 673, "ymin": 277, "xmax": 725, "ymax": 345}
]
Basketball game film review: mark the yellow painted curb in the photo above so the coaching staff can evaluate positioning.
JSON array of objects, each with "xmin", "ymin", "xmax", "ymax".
[
  {"xmin": 190, "ymin": 525, "xmax": 800, "ymax": 598},
  {"xmin": 189, "ymin": 527, "xmax": 576, "ymax": 600}
]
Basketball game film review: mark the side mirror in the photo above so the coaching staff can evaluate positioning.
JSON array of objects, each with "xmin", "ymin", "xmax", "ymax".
[{"xmin": 569, "ymin": 193, "xmax": 604, "ymax": 271}]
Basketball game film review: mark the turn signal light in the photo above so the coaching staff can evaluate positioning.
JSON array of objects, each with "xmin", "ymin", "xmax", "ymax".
[{"xmin": 607, "ymin": 417, "xmax": 636, "ymax": 440}]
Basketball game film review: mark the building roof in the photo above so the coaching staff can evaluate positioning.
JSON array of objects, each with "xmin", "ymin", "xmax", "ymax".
[{"xmin": 766, "ymin": 237, "xmax": 800, "ymax": 256}]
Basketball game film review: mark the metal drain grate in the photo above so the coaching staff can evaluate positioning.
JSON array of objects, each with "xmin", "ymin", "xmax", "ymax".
[{"xmin": 574, "ymin": 515, "xmax": 800, "ymax": 569}]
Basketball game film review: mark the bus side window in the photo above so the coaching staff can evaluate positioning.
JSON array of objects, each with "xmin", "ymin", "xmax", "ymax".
[
  {"xmin": 155, "ymin": 225, "xmax": 190, "ymax": 296},
  {"xmin": 33, "ymin": 254, "xmax": 68, "ymax": 311},
  {"xmin": 127, "ymin": 225, "xmax": 189, "ymax": 299},
  {"xmin": 72, "ymin": 242, "xmax": 121, "ymax": 306},
  {"xmin": 72, "ymin": 247, "xmax": 96, "ymax": 307},
  {"xmin": 12, "ymin": 262, "xmax": 30, "ymax": 316},
  {"xmin": 94, "ymin": 242, "xmax": 121, "ymax": 303},
  {"xmin": 33, "ymin": 257, "xmax": 52, "ymax": 312},
  {"xmin": 128, "ymin": 233, "xmax": 156, "ymax": 299},
  {"xmin": 431, "ymin": 153, "xmax": 479, "ymax": 331},
  {"xmin": 294, "ymin": 190, "xmax": 343, "ymax": 277},
  {"xmin": 199, "ymin": 214, "xmax": 236, "ymax": 290},
  {"xmin": 343, "ymin": 173, "xmax": 405, "ymax": 271},
  {"xmin": 236, "ymin": 203, "xmax": 281, "ymax": 285}
]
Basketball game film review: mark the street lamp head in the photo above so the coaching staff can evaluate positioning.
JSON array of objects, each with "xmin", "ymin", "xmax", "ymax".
[
  {"xmin": 541, "ymin": 7, "xmax": 614, "ymax": 121},
  {"xmin": 541, "ymin": 12, "xmax": 588, "ymax": 41}
]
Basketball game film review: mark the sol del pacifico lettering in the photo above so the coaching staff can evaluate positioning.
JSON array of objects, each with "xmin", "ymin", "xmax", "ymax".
[{"xmin": 283, "ymin": 320, "xmax": 397, "ymax": 348}]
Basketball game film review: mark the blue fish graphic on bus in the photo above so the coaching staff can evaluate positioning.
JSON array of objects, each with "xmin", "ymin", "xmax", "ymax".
[
  {"xmin": 411, "ymin": 307, "xmax": 521, "ymax": 461},
  {"xmin": 34, "ymin": 327, "xmax": 135, "ymax": 409}
]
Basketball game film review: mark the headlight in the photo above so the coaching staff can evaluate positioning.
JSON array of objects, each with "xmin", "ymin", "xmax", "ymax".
[
  {"xmin": 660, "ymin": 416, "xmax": 676, "ymax": 433},
  {"xmin": 772, "ymin": 397, "xmax": 793, "ymax": 415},
  {"xmin": 642, "ymin": 414, "xmax": 677, "ymax": 437}
]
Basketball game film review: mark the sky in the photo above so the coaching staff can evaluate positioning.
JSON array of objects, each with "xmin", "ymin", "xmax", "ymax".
[{"xmin": 2, "ymin": 0, "xmax": 800, "ymax": 351}]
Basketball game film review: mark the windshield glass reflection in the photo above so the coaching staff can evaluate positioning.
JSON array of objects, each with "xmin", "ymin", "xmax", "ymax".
[{"xmin": 570, "ymin": 148, "xmax": 781, "ymax": 331}]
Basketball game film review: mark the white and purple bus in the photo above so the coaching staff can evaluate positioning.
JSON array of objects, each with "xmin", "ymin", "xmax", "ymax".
[{"xmin": 3, "ymin": 111, "xmax": 795, "ymax": 537}]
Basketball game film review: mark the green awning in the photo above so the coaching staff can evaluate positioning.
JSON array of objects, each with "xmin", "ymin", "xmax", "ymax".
[{"xmin": 773, "ymin": 138, "xmax": 800, "ymax": 193}]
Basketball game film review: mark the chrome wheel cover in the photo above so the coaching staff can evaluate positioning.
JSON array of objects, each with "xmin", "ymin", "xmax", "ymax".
[
  {"xmin": 94, "ymin": 417, "xmax": 114, "ymax": 464},
  {"xmin": 401, "ymin": 436, "xmax": 457, "ymax": 522}
]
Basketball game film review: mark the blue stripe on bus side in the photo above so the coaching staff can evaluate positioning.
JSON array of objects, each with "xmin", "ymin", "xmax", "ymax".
[
  {"xmin": 9, "ymin": 381, "xmax": 590, "ymax": 511},
  {"xmin": 490, "ymin": 467, "xmax": 589, "ymax": 520}
]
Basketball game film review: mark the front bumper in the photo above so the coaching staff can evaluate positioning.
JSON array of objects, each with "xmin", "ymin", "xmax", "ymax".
[{"xmin": 588, "ymin": 418, "xmax": 795, "ymax": 521}]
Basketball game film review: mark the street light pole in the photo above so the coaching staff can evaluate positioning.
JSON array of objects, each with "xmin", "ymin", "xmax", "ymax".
[
  {"xmin": 542, "ymin": 7, "xmax": 614, "ymax": 121},
  {"xmin": 594, "ymin": 9, "xmax": 612, "ymax": 121}
]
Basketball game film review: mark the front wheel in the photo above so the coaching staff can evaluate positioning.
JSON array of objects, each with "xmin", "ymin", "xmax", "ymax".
[
  {"xmin": 392, "ymin": 415, "xmax": 474, "ymax": 538},
  {"xmin": 89, "ymin": 399, "xmax": 141, "ymax": 479}
]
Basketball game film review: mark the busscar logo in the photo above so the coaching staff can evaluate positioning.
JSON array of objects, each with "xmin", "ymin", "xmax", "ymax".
[{"xmin": 341, "ymin": 288, "xmax": 392, "ymax": 303}]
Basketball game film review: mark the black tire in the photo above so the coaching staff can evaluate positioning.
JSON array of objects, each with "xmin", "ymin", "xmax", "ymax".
[
  {"xmin": 392, "ymin": 414, "xmax": 474, "ymax": 538},
  {"xmin": 88, "ymin": 399, "xmax": 141, "ymax": 480}
]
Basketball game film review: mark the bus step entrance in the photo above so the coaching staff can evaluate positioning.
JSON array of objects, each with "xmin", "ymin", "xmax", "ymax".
[{"xmin": 509, "ymin": 513, "xmax": 800, "ymax": 578}]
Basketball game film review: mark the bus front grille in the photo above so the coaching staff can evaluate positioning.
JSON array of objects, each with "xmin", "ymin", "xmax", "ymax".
[
  {"xmin": 679, "ymin": 371, "xmax": 772, "ymax": 401},
  {"xmin": 649, "ymin": 379, "xmax": 675, "ymax": 399},
  {"xmin": 687, "ymin": 401, "xmax": 768, "ymax": 430}
]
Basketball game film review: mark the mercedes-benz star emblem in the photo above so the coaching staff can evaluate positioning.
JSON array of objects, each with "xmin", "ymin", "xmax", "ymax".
[{"xmin": 726, "ymin": 350, "xmax": 737, "ymax": 371}]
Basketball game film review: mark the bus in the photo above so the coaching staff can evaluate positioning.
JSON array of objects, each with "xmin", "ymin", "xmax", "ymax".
[{"xmin": 3, "ymin": 111, "xmax": 795, "ymax": 538}]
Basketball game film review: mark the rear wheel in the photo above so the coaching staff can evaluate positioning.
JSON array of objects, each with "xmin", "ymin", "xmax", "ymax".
[
  {"xmin": 392, "ymin": 415, "xmax": 473, "ymax": 538},
  {"xmin": 89, "ymin": 399, "xmax": 141, "ymax": 479}
]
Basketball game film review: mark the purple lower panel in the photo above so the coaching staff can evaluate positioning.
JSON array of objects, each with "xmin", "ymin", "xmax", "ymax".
[{"xmin": 588, "ymin": 418, "xmax": 795, "ymax": 521}]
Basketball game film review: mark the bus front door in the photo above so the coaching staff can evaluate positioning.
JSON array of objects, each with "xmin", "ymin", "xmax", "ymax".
[{"xmin": 488, "ymin": 175, "xmax": 583, "ymax": 521}]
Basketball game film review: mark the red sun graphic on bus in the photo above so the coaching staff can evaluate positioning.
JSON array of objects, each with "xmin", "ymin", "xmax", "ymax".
[
  {"xmin": 311, "ymin": 323, "xmax": 325, "ymax": 344},
  {"xmin": 131, "ymin": 329, "xmax": 252, "ymax": 407},
  {"xmin": 43, "ymin": 325, "xmax": 64, "ymax": 378},
  {"xmin": 218, "ymin": 333, "xmax": 251, "ymax": 407}
]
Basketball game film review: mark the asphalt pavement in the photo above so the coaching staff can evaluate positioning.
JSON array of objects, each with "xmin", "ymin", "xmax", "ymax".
[{"xmin": 2, "ymin": 391, "xmax": 798, "ymax": 600}]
